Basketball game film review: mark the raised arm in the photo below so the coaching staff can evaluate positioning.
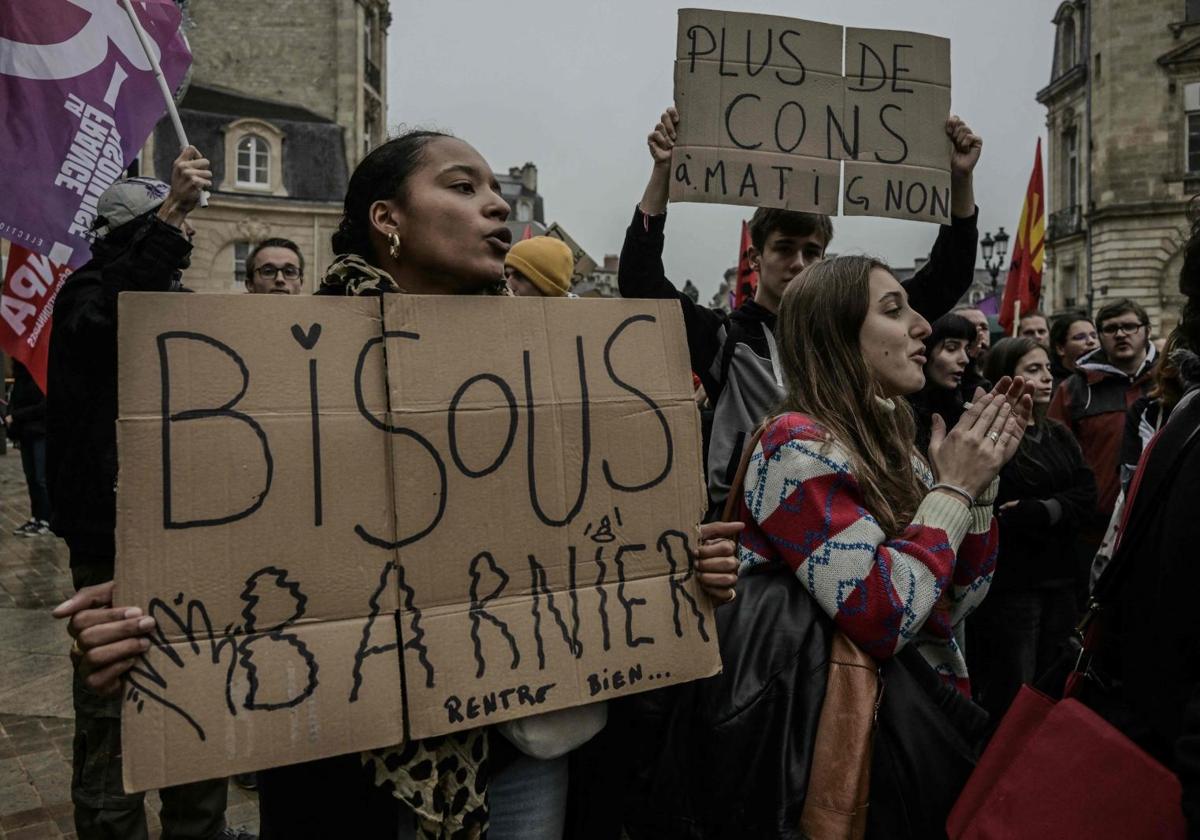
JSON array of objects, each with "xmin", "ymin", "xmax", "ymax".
[
  {"xmin": 618, "ymin": 106, "xmax": 727, "ymax": 382},
  {"xmin": 57, "ymin": 147, "xmax": 209, "ymax": 344},
  {"xmin": 901, "ymin": 116, "xmax": 982, "ymax": 322},
  {"xmin": 618, "ymin": 106, "xmax": 684, "ymax": 302}
]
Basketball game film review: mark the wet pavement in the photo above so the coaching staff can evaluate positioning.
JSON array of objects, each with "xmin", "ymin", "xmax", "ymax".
[{"xmin": 0, "ymin": 447, "xmax": 259, "ymax": 839}]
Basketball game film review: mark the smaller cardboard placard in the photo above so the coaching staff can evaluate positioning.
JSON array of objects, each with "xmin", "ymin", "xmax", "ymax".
[
  {"xmin": 545, "ymin": 222, "xmax": 598, "ymax": 285},
  {"xmin": 671, "ymin": 9, "xmax": 953, "ymax": 222}
]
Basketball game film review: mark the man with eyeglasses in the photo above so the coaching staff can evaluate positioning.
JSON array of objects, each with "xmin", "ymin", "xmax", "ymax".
[
  {"xmin": 230, "ymin": 236, "xmax": 305, "ymax": 800},
  {"xmin": 244, "ymin": 238, "xmax": 305, "ymax": 295},
  {"xmin": 1050, "ymin": 297, "xmax": 1159, "ymax": 589}
]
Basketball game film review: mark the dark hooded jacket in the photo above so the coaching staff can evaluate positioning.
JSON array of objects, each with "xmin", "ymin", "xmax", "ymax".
[{"xmin": 46, "ymin": 213, "xmax": 190, "ymax": 553}]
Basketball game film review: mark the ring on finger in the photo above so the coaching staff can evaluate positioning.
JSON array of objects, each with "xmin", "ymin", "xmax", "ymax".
[{"xmin": 988, "ymin": 431, "xmax": 1000, "ymax": 442}]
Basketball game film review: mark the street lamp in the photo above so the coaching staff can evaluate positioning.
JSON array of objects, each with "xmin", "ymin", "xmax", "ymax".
[{"xmin": 980, "ymin": 227, "xmax": 1010, "ymax": 294}]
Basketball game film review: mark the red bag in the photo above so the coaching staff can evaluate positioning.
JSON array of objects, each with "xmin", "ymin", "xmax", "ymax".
[
  {"xmin": 949, "ymin": 419, "xmax": 1200, "ymax": 839},
  {"xmin": 946, "ymin": 685, "xmax": 1184, "ymax": 839}
]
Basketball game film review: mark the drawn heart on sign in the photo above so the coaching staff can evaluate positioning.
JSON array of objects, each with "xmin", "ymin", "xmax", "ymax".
[{"xmin": 290, "ymin": 323, "xmax": 322, "ymax": 349}]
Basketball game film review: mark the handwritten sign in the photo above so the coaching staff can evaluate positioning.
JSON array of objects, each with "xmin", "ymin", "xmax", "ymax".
[
  {"xmin": 670, "ymin": 9, "xmax": 953, "ymax": 223},
  {"xmin": 546, "ymin": 222, "xmax": 598, "ymax": 287},
  {"xmin": 115, "ymin": 293, "xmax": 713, "ymax": 792}
]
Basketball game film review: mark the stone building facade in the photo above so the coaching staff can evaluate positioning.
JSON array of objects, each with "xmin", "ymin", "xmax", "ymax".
[
  {"xmin": 142, "ymin": 0, "xmax": 389, "ymax": 293},
  {"xmin": 1038, "ymin": 0, "xmax": 1199, "ymax": 335},
  {"xmin": 499, "ymin": 163, "xmax": 546, "ymax": 242}
]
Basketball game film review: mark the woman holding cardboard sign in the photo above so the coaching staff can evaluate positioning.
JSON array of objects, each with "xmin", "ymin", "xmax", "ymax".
[{"xmin": 56, "ymin": 129, "xmax": 743, "ymax": 840}]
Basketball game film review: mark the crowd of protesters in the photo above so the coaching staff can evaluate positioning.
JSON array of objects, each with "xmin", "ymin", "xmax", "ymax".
[{"xmin": 12, "ymin": 93, "xmax": 1196, "ymax": 839}]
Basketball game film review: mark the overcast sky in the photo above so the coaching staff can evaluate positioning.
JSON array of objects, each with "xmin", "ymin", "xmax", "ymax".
[{"xmin": 388, "ymin": 0, "xmax": 1055, "ymax": 302}]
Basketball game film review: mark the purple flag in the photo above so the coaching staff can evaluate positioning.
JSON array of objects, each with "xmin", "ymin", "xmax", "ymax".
[{"xmin": 0, "ymin": 0, "xmax": 192, "ymax": 268}]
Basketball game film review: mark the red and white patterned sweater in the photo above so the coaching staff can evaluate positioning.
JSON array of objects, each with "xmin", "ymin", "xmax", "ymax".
[{"xmin": 736, "ymin": 412, "xmax": 999, "ymax": 695}]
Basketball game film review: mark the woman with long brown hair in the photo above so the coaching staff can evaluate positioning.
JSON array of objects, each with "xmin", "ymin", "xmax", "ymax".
[{"xmin": 737, "ymin": 255, "xmax": 1032, "ymax": 693}]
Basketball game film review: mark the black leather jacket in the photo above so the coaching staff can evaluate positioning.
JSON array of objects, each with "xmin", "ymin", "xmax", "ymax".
[{"xmin": 625, "ymin": 566, "xmax": 986, "ymax": 839}]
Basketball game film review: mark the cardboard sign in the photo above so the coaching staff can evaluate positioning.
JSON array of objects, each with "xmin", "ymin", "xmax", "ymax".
[
  {"xmin": 115, "ymin": 293, "xmax": 714, "ymax": 792},
  {"xmin": 670, "ymin": 9, "xmax": 952, "ymax": 222},
  {"xmin": 546, "ymin": 222, "xmax": 599, "ymax": 286}
]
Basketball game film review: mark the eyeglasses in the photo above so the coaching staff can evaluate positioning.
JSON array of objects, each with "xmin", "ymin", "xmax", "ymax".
[
  {"xmin": 1099, "ymin": 321, "xmax": 1145, "ymax": 336},
  {"xmin": 254, "ymin": 264, "xmax": 302, "ymax": 281}
]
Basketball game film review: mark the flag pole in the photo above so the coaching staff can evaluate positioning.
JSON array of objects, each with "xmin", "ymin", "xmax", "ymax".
[
  {"xmin": 1012, "ymin": 299, "xmax": 1021, "ymax": 337},
  {"xmin": 118, "ymin": 0, "xmax": 207, "ymax": 208}
]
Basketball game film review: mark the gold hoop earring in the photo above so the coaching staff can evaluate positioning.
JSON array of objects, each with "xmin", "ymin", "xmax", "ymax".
[{"xmin": 387, "ymin": 232, "xmax": 401, "ymax": 260}]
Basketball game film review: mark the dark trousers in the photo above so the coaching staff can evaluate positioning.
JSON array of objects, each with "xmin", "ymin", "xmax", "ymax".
[
  {"xmin": 968, "ymin": 583, "xmax": 1078, "ymax": 723},
  {"xmin": 18, "ymin": 436, "xmax": 50, "ymax": 522},
  {"xmin": 70, "ymin": 556, "xmax": 229, "ymax": 840}
]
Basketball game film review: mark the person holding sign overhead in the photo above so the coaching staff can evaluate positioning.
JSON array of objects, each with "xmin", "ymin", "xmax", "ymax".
[{"xmin": 619, "ymin": 104, "xmax": 983, "ymax": 516}]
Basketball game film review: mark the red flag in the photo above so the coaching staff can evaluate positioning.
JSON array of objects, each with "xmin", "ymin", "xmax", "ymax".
[
  {"xmin": 521, "ymin": 224, "xmax": 533, "ymax": 241},
  {"xmin": 1, "ymin": 244, "xmax": 72, "ymax": 393},
  {"xmin": 999, "ymin": 140, "xmax": 1045, "ymax": 334},
  {"xmin": 733, "ymin": 220, "xmax": 759, "ymax": 309}
]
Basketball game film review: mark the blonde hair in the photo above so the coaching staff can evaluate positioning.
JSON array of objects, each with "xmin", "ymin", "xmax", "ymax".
[{"xmin": 775, "ymin": 256, "xmax": 926, "ymax": 537}]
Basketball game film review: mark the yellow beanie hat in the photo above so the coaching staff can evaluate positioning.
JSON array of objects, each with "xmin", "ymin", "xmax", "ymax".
[{"xmin": 505, "ymin": 236, "xmax": 574, "ymax": 297}]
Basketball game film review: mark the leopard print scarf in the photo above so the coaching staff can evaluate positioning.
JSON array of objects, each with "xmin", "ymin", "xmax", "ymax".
[
  {"xmin": 362, "ymin": 733, "xmax": 490, "ymax": 839},
  {"xmin": 319, "ymin": 253, "xmax": 510, "ymax": 298},
  {"xmin": 321, "ymin": 252, "xmax": 499, "ymax": 838}
]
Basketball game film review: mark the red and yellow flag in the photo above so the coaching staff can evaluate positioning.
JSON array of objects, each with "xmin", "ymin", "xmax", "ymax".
[{"xmin": 999, "ymin": 139, "xmax": 1046, "ymax": 334}]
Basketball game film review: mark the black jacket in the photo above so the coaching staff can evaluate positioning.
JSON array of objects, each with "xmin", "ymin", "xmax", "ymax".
[
  {"xmin": 1091, "ymin": 380, "xmax": 1200, "ymax": 833},
  {"xmin": 5, "ymin": 361, "xmax": 46, "ymax": 442},
  {"xmin": 991, "ymin": 419, "xmax": 1097, "ymax": 591},
  {"xmin": 618, "ymin": 205, "xmax": 979, "ymax": 512},
  {"xmin": 625, "ymin": 566, "xmax": 986, "ymax": 839},
  {"xmin": 46, "ymin": 214, "xmax": 191, "ymax": 547}
]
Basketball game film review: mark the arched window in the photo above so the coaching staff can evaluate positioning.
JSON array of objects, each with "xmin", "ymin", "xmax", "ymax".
[
  {"xmin": 236, "ymin": 134, "xmax": 270, "ymax": 187},
  {"xmin": 1059, "ymin": 14, "xmax": 1077, "ymax": 75}
]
